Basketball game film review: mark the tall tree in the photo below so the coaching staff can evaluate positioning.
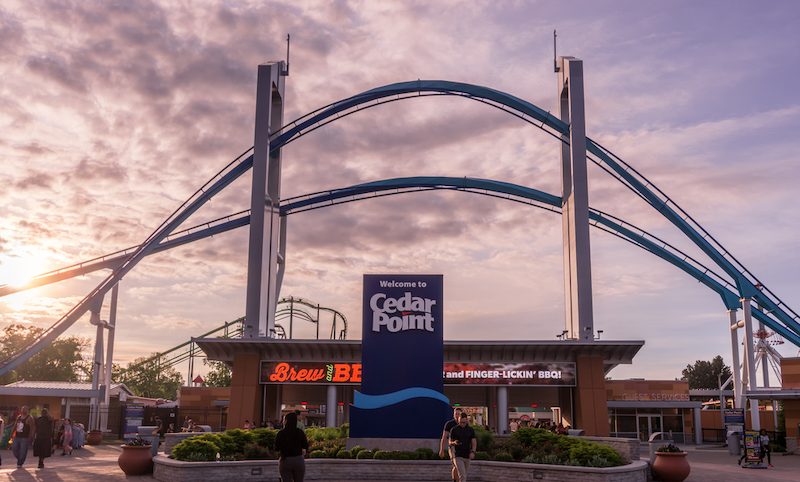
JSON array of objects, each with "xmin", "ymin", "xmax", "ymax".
[
  {"xmin": 116, "ymin": 353, "xmax": 183, "ymax": 400},
  {"xmin": 681, "ymin": 355, "xmax": 732, "ymax": 389},
  {"xmin": 202, "ymin": 358, "xmax": 231, "ymax": 387},
  {"xmin": 0, "ymin": 324, "xmax": 88, "ymax": 385}
]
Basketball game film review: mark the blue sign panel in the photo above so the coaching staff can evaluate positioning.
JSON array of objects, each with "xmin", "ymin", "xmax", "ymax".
[
  {"xmin": 124, "ymin": 403, "xmax": 145, "ymax": 440},
  {"xmin": 350, "ymin": 274, "xmax": 451, "ymax": 439}
]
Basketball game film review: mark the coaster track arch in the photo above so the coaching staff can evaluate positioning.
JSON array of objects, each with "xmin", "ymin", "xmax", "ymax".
[{"xmin": 2, "ymin": 80, "xmax": 799, "ymax": 376}]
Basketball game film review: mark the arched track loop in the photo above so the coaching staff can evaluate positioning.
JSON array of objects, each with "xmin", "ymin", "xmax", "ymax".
[{"xmin": 2, "ymin": 81, "xmax": 798, "ymax": 376}]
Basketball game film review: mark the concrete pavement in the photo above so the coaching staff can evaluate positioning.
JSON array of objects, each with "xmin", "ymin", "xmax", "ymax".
[
  {"xmin": 644, "ymin": 444, "xmax": 800, "ymax": 482},
  {"xmin": 0, "ymin": 443, "xmax": 157, "ymax": 482},
  {"xmin": 1, "ymin": 441, "xmax": 798, "ymax": 481}
]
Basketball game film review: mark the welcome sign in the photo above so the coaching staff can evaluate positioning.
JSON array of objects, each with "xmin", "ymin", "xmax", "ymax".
[{"xmin": 350, "ymin": 274, "xmax": 451, "ymax": 439}]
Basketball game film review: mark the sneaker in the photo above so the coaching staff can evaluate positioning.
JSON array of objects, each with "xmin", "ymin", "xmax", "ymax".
[
  {"xmin": 768, "ymin": 464, "xmax": 773, "ymax": 467},
  {"xmin": 38, "ymin": 462, "xmax": 44, "ymax": 469}
]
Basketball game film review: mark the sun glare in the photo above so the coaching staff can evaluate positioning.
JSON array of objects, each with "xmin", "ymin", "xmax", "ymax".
[{"xmin": 0, "ymin": 257, "xmax": 47, "ymax": 288}]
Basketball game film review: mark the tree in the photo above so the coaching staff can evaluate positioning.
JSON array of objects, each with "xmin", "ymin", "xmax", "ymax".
[
  {"xmin": 116, "ymin": 353, "xmax": 184, "ymax": 400},
  {"xmin": 202, "ymin": 358, "xmax": 231, "ymax": 387},
  {"xmin": 0, "ymin": 324, "xmax": 88, "ymax": 385},
  {"xmin": 681, "ymin": 355, "xmax": 732, "ymax": 389}
]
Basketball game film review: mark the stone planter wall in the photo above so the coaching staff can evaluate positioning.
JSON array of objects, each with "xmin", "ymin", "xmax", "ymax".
[
  {"xmin": 583, "ymin": 436, "xmax": 640, "ymax": 464},
  {"xmin": 786, "ymin": 436, "xmax": 798, "ymax": 454},
  {"xmin": 154, "ymin": 457, "xmax": 647, "ymax": 482}
]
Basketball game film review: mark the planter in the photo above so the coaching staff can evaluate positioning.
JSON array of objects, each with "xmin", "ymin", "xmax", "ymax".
[
  {"xmin": 118, "ymin": 444, "xmax": 154, "ymax": 476},
  {"xmin": 86, "ymin": 430, "xmax": 103, "ymax": 445},
  {"xmin": 652, "ymin": 452, "xmax": 690, "ymax": 482}
]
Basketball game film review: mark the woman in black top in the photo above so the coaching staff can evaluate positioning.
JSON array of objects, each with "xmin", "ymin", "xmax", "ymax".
[
  {"xmin": 273, "ymin": 412, "xmax": 309, "ymax": 482},
  {"xmin": 33, "ymin": 408, "xmax": 54, "ymax": 468}
]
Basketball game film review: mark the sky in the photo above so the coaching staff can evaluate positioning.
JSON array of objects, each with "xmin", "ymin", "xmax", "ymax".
[{"xmin": 2, "ymin": 0, "xmax": 800, "ymax": 386}]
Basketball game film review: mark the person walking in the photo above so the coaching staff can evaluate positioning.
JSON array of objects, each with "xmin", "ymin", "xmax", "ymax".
[
  {"xmin": 449, "ymin": 412, "xmax": 476, "ymax": 482},
  {"xmin": 760, "ymin": 429, "xmax": 773, "ymax": 467},
  {"xmin": 439, "ymin": 407, "xmax": 463, "ymax": 482},
  {"xmin": 61, "ymin": 418, "xmax": 73, "ymax": 456},
  {"xmin": 33, "ymin": 408, "xmax": 54, "ymax": 468},
  {"xmin": 11, "ymin": 406, "xmax": 36, "ymax": 468},
  {"xmin": 274, "ymin": 412, "xmax": 308, "ymax": 482}
]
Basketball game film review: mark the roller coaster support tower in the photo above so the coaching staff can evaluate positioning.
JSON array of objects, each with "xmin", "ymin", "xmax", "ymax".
[
  {"xmin": 245, "ymin": 62, "xmax": 287, "ymax": 339},
  {"xmin": 558, "ymin": 57, "xmax": 594, "ymax": 342}
]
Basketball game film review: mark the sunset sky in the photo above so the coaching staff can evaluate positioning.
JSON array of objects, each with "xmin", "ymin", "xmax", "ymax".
[{"xmin": 2, "ymin": 1, "xmax": 800, "ymax": 385}]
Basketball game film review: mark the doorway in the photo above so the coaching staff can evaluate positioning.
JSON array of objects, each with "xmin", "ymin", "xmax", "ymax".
[{"xmin": 637, "ymin": 414, "xmax": 662, "ymax": 441}]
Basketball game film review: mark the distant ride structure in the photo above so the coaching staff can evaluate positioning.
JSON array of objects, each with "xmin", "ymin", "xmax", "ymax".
[{"xmin": 0, "ymin": 58, "xmax": 797, "ymax": 433}]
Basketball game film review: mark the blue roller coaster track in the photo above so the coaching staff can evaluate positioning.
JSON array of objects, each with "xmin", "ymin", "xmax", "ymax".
[{"xmin": 2, "ymin": 80, "xmax": 798, "ymax": 377}]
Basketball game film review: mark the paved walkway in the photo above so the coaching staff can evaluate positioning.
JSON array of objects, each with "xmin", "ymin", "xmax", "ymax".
[
  {"xmin": 0, "ymin": 443, "xmax": 156, "ymax": 482},
  {"xmin": 1, "ymin": 442, "xmax": 798, "ymax": 481},
  {"xmin": 643, "ymin": 444, "xmax": 800, "ymax": 482}
]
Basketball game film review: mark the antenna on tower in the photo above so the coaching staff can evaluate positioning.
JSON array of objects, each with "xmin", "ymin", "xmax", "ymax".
[
  {"xmin": 554, "ymin": 29, "xmax": 560, "ymax": 73},
  {"xmin": 282, "ymin": 34, "xmax": 291, "ymax": 76}
]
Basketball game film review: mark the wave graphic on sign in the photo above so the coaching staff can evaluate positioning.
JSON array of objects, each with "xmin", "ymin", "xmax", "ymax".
[{"xmin": 354, "ymin": 387, "xmax": 450, "ymax": 410}]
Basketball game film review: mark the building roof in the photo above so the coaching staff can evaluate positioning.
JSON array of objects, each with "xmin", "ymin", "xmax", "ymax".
[
  {"xmin": 193, "ymin": 338, "xmax": 645, "ymax": 374},
  {"xmin": 0, "ymin": 381, "xmax": 134, "ymax": 398}
]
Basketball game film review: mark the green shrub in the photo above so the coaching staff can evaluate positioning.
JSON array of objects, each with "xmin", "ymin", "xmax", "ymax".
[
  {"xmin": 373, "ymin": 450, "xmax": 391, "ymax": 460},
  {"xmin": 415, "ymin": 447, "xmax": 435, "ymax": 460},
  {"xmin": 356, "ymin": 450, "xmax": 373, "ymax": 459},
  {"xmin": 473, "ymin": 451, "xmax": 490, "ymax": 460},
  {"xmin": 522, "ymin": 453, "xmax": 565, "ymax": 465},
  {"xmin": 510, "ymin": 427, "xmax": 543, "ymax": 446},
  {"xmin": 772, "ymin": 443, "xmax": 787, "ymax": 453},
  {"xmin": 305, "ymin": 426, "xmax": 345, "ymax": 441},
  {"xmin": 566, "ymin": 440, "xmax": 622, "ymax": 467},
  {"xmin": 472, "ymin": 425, "xmax": 494, "ymax": 451},
  {"xmin": 173, "ymin": 439, "xmax": 219, "ymax": 462},
  {"xmin": 183, "ymin": 452, "xmax": 213, "ymax": 462},
  {"xmin": 336, "ymin": 449, "xmax": 352, "ymax": 459},
  {"xmin": 350, "ymin": 445, "xmax": 365, "ymax": 457},
  {"xmin": 309, "ymin": 450, "xmax": 327, "ymax": 458},
  {"xmin": 340, "ymin": 423, "xmax": 349, "ymax": 439},
  {"xmin": 190, "ymin": 433, "xmax": 236, "ymax": 457},
  {"xmin": 584, "ymin": 455, "xmax": 614, "ymax": 467},
  {"xmin": 242, "ymin": 442, "xmax": 272, "ymax": 460},
  {"xmin": 214, "ymin": 433, "xmax": 239, "ymax": 457},
  {"xmin": 493, "ymin": 452, "xmax": 514, "ymax": 462},
  {"xmin": 250, "ymin": 428, "xmax": 278, "ymax": 450},
  {"xmin": 392, "ymin": 451, "xmax": 417, "ymax": 460},
  {"xmin": 224, "ymin": 429, "xmax": 255, "ymax": 454}
]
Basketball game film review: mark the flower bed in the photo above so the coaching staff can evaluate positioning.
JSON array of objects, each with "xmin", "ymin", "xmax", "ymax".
[{"xmin": 170, "ymin": 426, "xmax": 624, "ymax": 468}]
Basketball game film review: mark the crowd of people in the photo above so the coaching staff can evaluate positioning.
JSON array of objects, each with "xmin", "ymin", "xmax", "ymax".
[
  {"xmin": 0, "ymin": 406, "xmax": 84, "ymax": 469},
  {"xmin": 508, "ymin": 418, "xmax": 569, "ymax": 434}
]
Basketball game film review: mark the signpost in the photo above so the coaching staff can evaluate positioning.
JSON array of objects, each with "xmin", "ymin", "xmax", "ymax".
[
  {"xmin": 350, "ymin": 274, "xmax": 450, "ymax": 439},
  {"xmin": 123, "ymin": 403, "xmax": 144, "ymax": 440}
]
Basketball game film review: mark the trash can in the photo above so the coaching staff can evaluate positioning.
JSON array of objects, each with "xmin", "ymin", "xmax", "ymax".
[
  {"xmin": 648, "ymin": 432, "xmax": 674, "ymax": 466},
  {"xmin": 727, "ymin": 431, "xmax": 741, "ymax": 456},
  {"xmin": 137, "ymin": 426, "xmax": 160, "ymax": 457}
]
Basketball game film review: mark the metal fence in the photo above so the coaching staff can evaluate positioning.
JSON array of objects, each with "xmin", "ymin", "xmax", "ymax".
[{"xmin": 702, "ymin": 428, "xmax": 786, "ymax": 446}]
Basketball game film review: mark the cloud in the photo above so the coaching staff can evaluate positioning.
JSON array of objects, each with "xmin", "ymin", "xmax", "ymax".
[{"xmin": 2, "ymin": 0, "xmax": 800, "ymax": 382}]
